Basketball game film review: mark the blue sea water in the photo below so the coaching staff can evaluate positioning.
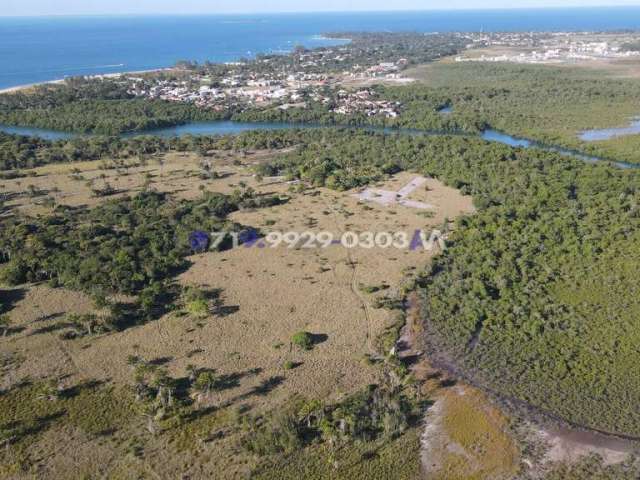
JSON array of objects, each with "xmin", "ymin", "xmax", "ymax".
[{"xmin": 2, "ymin": 8, "xmax": 640, "ymax": 90}]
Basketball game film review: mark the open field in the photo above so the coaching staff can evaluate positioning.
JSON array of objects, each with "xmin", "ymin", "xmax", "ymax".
[{"xmin": 0, "ymin": 149, "xmax": 474, "ymax": 478}]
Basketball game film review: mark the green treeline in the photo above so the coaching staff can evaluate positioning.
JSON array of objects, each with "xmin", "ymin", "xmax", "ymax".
[
  {"xmin": 0, "ymin": 78, "xmax": 227, "ymax": 135},
  {"xmin": 0, "ymin": 129, "xmax": 312, "ymax": 170},
  {"xmin": 0, "ymin": 98, "xmax": 226, "ymax": 135}
]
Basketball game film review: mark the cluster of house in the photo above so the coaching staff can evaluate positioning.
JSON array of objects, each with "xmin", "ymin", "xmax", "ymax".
[
  {"xmin": 123, "ymin": 64, "xmax": 404, "ymax": 118},
  {"xmin": 332, "ymin": 89, "xmax": 401, "ymax": 118},
  {"xmin": 340, "ymin": 59, "xmax": 411, "ymax": 82},
  {"xmin": 464, "ymin": 32, "xmax": 543, "ymax": 48},
  {"xmin": 456, "ymin": 41, "xmax": 640, "ymax": 64},
  {"xmin": 125, "ymin": 70, "xmax": 332, "ymax": 110},
  {"xmin": 563, "ymin": 41, "xmax": 640, "ymax": 59}
]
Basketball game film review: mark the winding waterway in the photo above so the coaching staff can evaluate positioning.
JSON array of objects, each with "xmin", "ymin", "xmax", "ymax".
[{"xmin": 0, "ymin": 120, "xmax": 637, "ymax": 170}]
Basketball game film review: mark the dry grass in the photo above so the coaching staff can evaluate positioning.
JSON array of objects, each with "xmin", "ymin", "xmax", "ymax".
[
  {"xmin": 0, "ymin": 149, "xmax": 277, "ymax": 216},
  {"xmin": 252, "ymin": 426, "xmax": 424, "ymax": 480},
  {"xmin": 0, "ymin": 152, "xmax": 475, "ymax": 478}
]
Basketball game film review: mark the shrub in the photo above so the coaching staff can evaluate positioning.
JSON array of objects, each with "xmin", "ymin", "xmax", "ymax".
[
  {"xmin": 192, "ymin": 370, "xmax": 218, "ymax": 399},
  {"xmin": 241, "ymin": 409, "xmax": 304, "ymax": 455},
  {"xmin": 291, "ymin": 331, "xmax": 313, "ymax": 351},
  {"xmin": 359, "ymin": 283, "xmax": 389, "ymax": 294},
  {"xmin": 182, "ymin": 287, "xmax": 210, "ymax": 318}
]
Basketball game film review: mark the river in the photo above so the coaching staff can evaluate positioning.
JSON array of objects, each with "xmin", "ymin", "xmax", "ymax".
[{"xmin": 0, "ymin": 120, "xmax": 637, "ymax": 170}]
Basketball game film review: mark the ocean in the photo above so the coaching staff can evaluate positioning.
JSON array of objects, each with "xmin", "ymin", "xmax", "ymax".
[{"xmin": 2, "ymin": 8, "xmax": 640, "ymax": 90}]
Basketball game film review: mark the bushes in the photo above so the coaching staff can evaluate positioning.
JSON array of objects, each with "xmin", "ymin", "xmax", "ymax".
[
  {"xmin": 182, "ymin": 286, "xmax": 210, "ymax": 318},
  {"xmin": 320, "ymin": 385, "xmax": 411, "ymax": 443},
  {"xmin": 59, "ymin": 313, "xmax": 110, "ymax": 339},
  {"xmin": 0, "ymin": 127, "xmax": 306, "ymax": 171},
  {"xmin": 291, "ymin": 332, "xmax": 314, "ymax": 351},
  {"xmin": 241, "ymin": 385, "xmax": 414, "ymax": 457},
  {"xmin": 0, "ymin": 81, "xmax": 225, "ymax": 135},
  {"xmin": 242, "ymin": 408, "xmax": 304, "ymax": 456}
]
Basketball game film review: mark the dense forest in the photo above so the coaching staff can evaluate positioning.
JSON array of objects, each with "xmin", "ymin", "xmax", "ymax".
[
  {"xmin": 0, "ymin": 190, "xmax": 233, "ymax": 294},
  {"xmin": 400, "ymin": 62, "xmax": 640, "ymax": 164},
  {"xmin": 0, "ymin": 78, "xmax": 227, "ymax": 135}
]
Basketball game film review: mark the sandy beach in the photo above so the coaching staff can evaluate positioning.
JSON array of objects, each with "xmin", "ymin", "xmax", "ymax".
[
  {"xmin": 0, "ymin": 79, "xmax": 65, "ymax": 94},
  {"xmin": 0, "ymin": 68, "xmax": 174, "ymax": 95}
]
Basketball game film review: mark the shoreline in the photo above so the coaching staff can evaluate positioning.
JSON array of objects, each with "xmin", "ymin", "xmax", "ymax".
[
  {"xmin": 0, "ymin": 32, "xmax": 350, "ymax": 96},
  {"xmin": 0, "ymin": 68, "xmax": 174, "ymax": 95},
  {"xmin": 0, "ymin": 79, "xmax": 65, "ymax": 94}
]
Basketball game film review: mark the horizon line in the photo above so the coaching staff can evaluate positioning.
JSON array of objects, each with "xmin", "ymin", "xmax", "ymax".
[{"xmin": 2, "ymin": 5, "xmax": 640, "ymax": 19}]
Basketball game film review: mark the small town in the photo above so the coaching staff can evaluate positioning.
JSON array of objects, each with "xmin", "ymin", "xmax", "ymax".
[{"xmin": 122, "ymin": 50, "xmax": 406, "ymax": 117}]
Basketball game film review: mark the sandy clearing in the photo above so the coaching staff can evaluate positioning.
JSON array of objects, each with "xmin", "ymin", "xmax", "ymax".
[{"xmin": 537, "ymin": 426, "xmax": 636, "ymax": 467}]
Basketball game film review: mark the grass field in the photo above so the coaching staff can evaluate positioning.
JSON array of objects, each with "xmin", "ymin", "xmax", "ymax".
[{"xmin": 0, "ymin": 148, "xmax": 474, "ymax": 478}]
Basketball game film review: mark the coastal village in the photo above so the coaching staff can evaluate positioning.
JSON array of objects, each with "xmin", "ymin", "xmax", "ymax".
[
  {"xmin": 125, "ymin": 74, "xmax": 402, "ymax": 118},
  {"xmin": 92, "ymin": 31, "xmax": 640, "ymax": 120},
  {"xmin": 122, "ymin": 45, "xmax": 407, "ymax": 118}
]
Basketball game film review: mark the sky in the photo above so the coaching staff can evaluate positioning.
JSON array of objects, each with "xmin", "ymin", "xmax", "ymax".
[{"xmin": 2, "ymin": 0, "xmax": 640, "ymax": 16}]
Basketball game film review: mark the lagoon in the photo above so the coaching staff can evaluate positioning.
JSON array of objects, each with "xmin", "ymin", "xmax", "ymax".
[{"xmin": 580, "ymin": 119, "xmax": 640, "ymax": 142}]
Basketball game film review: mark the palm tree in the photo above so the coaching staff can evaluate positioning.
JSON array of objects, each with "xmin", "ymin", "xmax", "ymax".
[
  {"xmin": 151, "ymin": 369, "xmax": 175, "ymax": 409},
  {"xmin": 192, "ymin": 370, "xmax": 217, "ymax": 402},
  {"xmin": 133, "ymin": 362, "xmax": 153, "ymax": 402}
]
